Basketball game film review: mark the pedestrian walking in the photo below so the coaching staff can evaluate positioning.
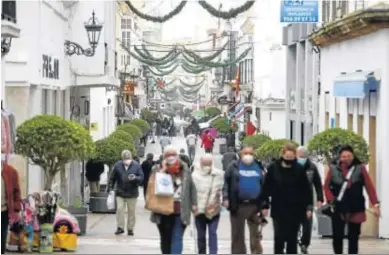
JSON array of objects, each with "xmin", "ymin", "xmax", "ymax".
[
  {"xmin": 179, "ymin": 148, "xmax": 191, "ymax": 168},
  {"xmin": 108, "ymin": 150, "xmax": 144, "ymax": 236},
  {"xmin": 192, "ymin": 154, "xmax": 224, "ymax": 254},
  {"xmin": 85, "ymin": 159, "xmax": 105, "ymax": 193},
  {"xmin": 323, "ymin": 145, "xmax": 380, "ymax": 254},
  {"xmin": 296, "ymin": 146, "xmax": 324, "ymax": 254},
  {"xmin": 141, "ymin": 153, "xmax": 154, "ymax": 199},
  {"xmin": 201, "ymin": 130, "xmax": 214, "ymax": 153},
  {"xmin": 160, "ymin": 132, "xmax": 171, "ymax": 154},
  {"xmin": 186, "ymin": 132, "xmax": 197, "ymax": 162},
  {"xmin": 150, "ymin": 145, "xmax": 198, "ymax": 254},
  {"xmin": 1, "ymin": 159, "xmax": 22, "ymax": 254},
  {"xmin": 222, "ymin": 147, "xmax": 239, "ymax": 171},
  {"xmin": 260, "ymin": 143, "xmax": 313, "ymax": 254},
  {"xmin": 223, "ymin": 146, "xmax": 265, "ymax": 254}
]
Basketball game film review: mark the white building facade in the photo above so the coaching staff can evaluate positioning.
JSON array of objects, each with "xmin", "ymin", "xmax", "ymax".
[
  {"xmin": 313, "ymin": 1, "xmax": 389, "ymax": 238},
  {"xmin": 2, "ymin": 0, "xmax": 118, "ymax": 196}
]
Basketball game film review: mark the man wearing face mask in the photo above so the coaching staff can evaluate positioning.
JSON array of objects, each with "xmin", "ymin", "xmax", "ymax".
[
  {"xmin": 223, "ymin": 146, "xmax": 265, "ymax": 254},
  {"xmin": 192, "ymin": 154, "xmax": 224, "ymax": 254},
  {"xmin": 108, "ymin": 150, "xmax": 144, "ymax": 236},
  {"xmin": 296, "ymin": 146, "xmax": 323, "ymax": 254}
]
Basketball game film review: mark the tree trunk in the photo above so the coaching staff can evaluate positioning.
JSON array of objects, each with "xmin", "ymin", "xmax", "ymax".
[
  {"xmin": 44, "ymin": 172, "xmax": 55, "ymax": 190},
  {"xmin": 60, "ymin": 166, "xmax": 68, "ymax": 204}
]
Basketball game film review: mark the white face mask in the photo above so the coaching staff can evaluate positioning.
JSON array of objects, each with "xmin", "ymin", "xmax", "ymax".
[
  {"xmin": 202, "ymin": 166, "xmax": 212, "ymax": 173},
  {"xmin": 123, "ymin": 159, "xmax": 131, "ymax": 166},
  {"xmin": 242, "ymin": 155, "xmax": 254, "ymax": 165},
  {"xmin": 1, "ymin": 154, "xmax": 6, "ymax": 162},
  {"xmin": 166, "ymin": 156, "xmax": 177, "ymax": 165}
]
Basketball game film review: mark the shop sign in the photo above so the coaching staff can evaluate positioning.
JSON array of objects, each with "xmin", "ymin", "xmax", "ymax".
[{"xmin": 42, "ymin": 55, "xmax": 59, "ymax": 79}]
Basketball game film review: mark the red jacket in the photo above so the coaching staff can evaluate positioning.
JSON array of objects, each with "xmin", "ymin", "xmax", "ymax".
[
  {"xmin": 2, "ymin": 163, "xmax": 22, "ymax": 217},
  {"xmin": 202, "ymin": 135, "xmax": 214, "ymax": 149}
]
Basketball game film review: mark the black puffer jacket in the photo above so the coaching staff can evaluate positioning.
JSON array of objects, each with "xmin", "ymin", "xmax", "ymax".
[
  {"xmin": 108, "ymin": 160, "xmax": 144, "ymax": 198},
  {"xmin": 85, "ymin": 160, "xmax": 105, "ymax": 182}
]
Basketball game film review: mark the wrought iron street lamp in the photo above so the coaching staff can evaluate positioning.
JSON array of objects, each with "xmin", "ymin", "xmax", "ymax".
[
  {"xmin": 1, "ymin": 37, "xmax": 12, "ymax": 57},
  {"xmin": 64, "ymin": 11, "xmax": 103, "ymax": 57}
]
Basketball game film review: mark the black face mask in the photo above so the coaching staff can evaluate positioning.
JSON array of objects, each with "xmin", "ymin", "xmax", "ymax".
[{"xmin": 282, "ymin": 158, "xmax": 295, "ymax": 166}]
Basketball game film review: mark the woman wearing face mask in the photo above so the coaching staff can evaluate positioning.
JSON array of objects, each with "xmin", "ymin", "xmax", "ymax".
[
  {"xmin": 192, "ymin": 154, "xmax": 224, "ymax": 254},
  {"xmin": 150, "ymin": 145, "xmax": 198, "ymax": 254},
  {"xmin": 223, "ymin": 146, "xmax": 265, "ymax": 254},
  {"xmin": 260, "ymin": 143, "xmax": 313, "ymax": 254},
  {"xmin": 324, "ymin": 145, "xmax": 380, "ymax": 254}
]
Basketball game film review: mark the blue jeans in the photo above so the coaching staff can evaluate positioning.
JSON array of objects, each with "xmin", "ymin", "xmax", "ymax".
[
  {"xmin": 195, "ymin": 214, "xmax": 220, "ymax": 254},
  {"xmin": 171, "ymin": 215, "xmax": 186, "ymax": 254}
]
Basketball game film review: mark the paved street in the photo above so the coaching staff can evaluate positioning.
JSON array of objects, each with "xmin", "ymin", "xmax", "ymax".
[{"xmin": 77, "ymin": 137, "xmax": 388, "ymax": 254}]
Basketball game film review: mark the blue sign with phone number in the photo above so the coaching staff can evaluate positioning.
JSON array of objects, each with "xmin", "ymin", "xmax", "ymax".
[{"xmin": 280, "ymin": 0, "xmax": 319, "ymax": 23}]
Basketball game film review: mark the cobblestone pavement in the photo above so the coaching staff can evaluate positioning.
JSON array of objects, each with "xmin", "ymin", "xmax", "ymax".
[{"xmin": 77, "ymin": 137, "xmax": 389, "ymax": 254}]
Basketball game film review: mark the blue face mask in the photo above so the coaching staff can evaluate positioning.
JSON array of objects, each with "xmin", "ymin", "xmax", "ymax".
[
  {"xmin": 1, "ymin": 154, "xmax": 6, "ymax": 162},
  {"xmin": 297, "ymin": 157, "xmax": 307, "ymax": 165}
]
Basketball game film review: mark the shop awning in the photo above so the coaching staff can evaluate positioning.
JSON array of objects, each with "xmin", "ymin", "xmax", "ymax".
[{"xmin": 333, "ymin": 71, "xmax": 379, "ymax": 98}]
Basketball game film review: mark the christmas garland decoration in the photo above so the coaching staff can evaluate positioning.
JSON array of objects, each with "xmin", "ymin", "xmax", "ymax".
[
  {"xmin": 134, "ymin": 45, "xmax": 177, "ymax": 62},
  {"xmin": 146, "ymin": 64, "xmax": 179, "ymax": 77},
  {"xmin": 182, "ymin": 40, "xmax": 229, "ymax": 62},
  {"xmin": 180, "ymin": 94, "xmax": 200, "ymax": 103},
  {"xmin": 179, "ymin": 77, "xmax": 206, "ymax": 87},
  {"xmin": 198, "ymin": 0, "xmax": 255, "ymax": 19},
  {"xmin": 181, "ymin": 63, "xmax": 211, "ymax": 74},
  {"xmin": 178, "ymin": 85, "xmax": 203, "ymax": 95},
  {"xmin": 125, "ymin": 1, "xmax": 187, "ymax": 23},
  {"xmin": 124, "ymin": 46, "xmax": 178, "ymax": 67},
  {"xmin": 185, "ymin": 47, "xmax": 252, "ymax": 68},
  {"xmin": 157, "ymin": 85, "xmax": 177, "ymax": 94},
  {"xmin": 160, "ymin": 94, "xmax": 176, "ymax": 102}
]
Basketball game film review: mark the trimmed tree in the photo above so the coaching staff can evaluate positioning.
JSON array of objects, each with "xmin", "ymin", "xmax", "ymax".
[
  {"xmin": 116, "ymin": 123, "xmax": 143, "ymax": 142},
  {"xmin": 109, "ymin": 130, "xmax": 135, "ymax": 145},
  {"xmin": 15, "ymin": 115, "xmax": 94, "ymax": 190},
  {"xmin": 211, "ymin": 117, "xmax": 238, "ymax": 133},
  {"xmin": 256, "ymin": 139, "xmax": 299, "ymax": 164},
  {"xmin": 94, "ymin": 136, "xmax": 136, "ymax": 169},
  {"xmin": 140, "ymin": 109, "xmax": 157, "ymax": 123},
  {"xmin": 130, "ymin": 118, "xmax": 151, "ymax": 134},
  {"xmin": 307, "ymin": 128, "xmax": 369, "ymax": 164},
  {"xmin": 205, "ymin": 107, "xmax": 222, "ymax": 118},
  {"xmin": 242, "ymin": 134, "xmax": 271, "ymax": 150}
]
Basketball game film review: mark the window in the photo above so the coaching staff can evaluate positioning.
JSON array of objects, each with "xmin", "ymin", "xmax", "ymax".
[
  {"xmin": 62, "ymin": 90, "xmax": 66, "ymax": 118},
  {"xmin": 121, "ymin": 18, "xmax": 132, "ymax": 29},
  {"xmin": 322, "ymin": 1, "xmax": 331, "ymax": 23},
  {"xmin": 134, "ymin": 22, "xmax": 139, "ymax": 32},
  {"xmin": 53, "ymin": 90, "xmax": 57, "ymax": 115},
  {"xmin": 42, "ymin": 89, "xmax": 49, "ymax": 114},
  {"xmin": 121, "ymin": 31, "xmax": 131, "ymax": 48},
  {"xmin": 121, "ymin": 54, "xmax": 130, "ymax": 65},
  {"xmin": 269, "ymin": 112, "xmax": 272, "ymax": 121}
]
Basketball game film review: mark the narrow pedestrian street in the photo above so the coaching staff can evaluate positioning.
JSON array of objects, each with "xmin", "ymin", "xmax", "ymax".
[{"xmin": 75, "ymin": 137, "xmax": 388, "ymax": 254}]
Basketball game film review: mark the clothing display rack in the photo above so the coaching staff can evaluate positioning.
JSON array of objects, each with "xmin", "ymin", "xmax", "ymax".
[{"xmin": 1, "ymin": 100, "xmax": 16, "ymax": 161}]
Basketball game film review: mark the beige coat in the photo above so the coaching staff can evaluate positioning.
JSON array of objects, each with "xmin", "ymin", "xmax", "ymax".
[{"xmin": 192, "ymin": 165, "xmax": 224, "ymax": 215}]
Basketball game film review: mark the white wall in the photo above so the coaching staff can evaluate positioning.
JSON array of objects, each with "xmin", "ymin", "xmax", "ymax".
[
  {"xmin": 319, "ymin": 29, "xmax": 389, "ymax": 238},
  {"xmin": 260, "ymin": 108, "xmax": 286, "ymax": 139}
]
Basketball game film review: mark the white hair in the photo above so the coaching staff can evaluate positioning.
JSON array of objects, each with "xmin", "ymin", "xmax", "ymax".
[
  {"xmin": 200, "ymin": 153, "xmax": 213, "ymax": 163},
  {"xmin": 163, "ymin": 145, "xmax": 178, "ymax": 156},
  {"xmin": 297, "ymin": 146, "xmax": 309, "ymax": 157}
]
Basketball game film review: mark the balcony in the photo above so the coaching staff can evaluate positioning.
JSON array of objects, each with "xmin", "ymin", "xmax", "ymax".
[{"xmin": 2, "ymin": 1, "xmax": 20, "ymax": 38}]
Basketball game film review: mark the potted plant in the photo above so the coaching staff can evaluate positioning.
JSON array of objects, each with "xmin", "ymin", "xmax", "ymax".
[
  {"xmin": 205, "ymin": 107, "xmax": 222, "ymax": 118},
  {"xmin": 89, "ymin": 136, "xmax": 135, "ymax": 213},
  {"xmin": 255, "ymin": 139, "xmax": 299, "ymax": 166},
  {"xmin": 59, "ymin": 196, "xmax": 88, "ymax": 236},
  {"xmin": 242, "ymin": 134, "xmax": 272, "ymax": 150},
  {"xmin": 211, "ymin": 117, "xmax": 238, "ymax": 154},
  {"xmin": 307, "ymin": 128, "xmax": 369, "ymax": 237},
  {"xmin": 15, "ymin": 115, "xmax": 94, "ymax": 190}
]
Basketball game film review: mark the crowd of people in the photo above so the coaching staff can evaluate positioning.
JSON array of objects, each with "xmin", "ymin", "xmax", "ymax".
[{"xmin": 104, "ymin": 128, "xmax": 381, "ymax": 255}]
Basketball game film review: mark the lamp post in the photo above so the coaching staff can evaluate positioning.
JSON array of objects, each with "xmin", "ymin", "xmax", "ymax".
[{"xmin": 64, "ymin": 11, "xmax": 103, "ymax": 57}]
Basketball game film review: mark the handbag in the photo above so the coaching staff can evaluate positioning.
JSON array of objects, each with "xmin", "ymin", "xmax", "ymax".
[
  {"xmin": 145, "ymin": 173, "xmax": 174, "ymax": 215},
  {"xmin": 319, "ymin": 166, "xmax": 355, "ymax": 217},
  {"xmin": 154, "ymin": 172, "xmax": 174, "ymax": 196},
  {"xmin": 205, "ymin": 175, "xmax": 221, "ymax": 219}
]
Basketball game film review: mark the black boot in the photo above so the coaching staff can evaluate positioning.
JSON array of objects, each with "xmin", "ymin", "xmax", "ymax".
[
  {"xmin": 115, "ymin": 228, "xmax": 124, "ymax": 235},
  {"xmin": 128, "ymin": 229, "xmax": 134, "ymax": 236}
]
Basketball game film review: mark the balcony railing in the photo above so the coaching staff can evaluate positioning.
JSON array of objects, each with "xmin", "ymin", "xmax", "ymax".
[{"xmin": 2, "ymin": 1, "xmax": 16, "ymax": 23}]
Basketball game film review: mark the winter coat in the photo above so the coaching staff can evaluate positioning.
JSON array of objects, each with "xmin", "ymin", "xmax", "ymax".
[
  {"xmin": 192, "ymin": 165, "xmax": 224, "ymax": 215},
  {"xmin": 108, "ymin": 160, "xmax": 144, "ymax": 198},
  {"xmin": 1, "ymin": 163, "xmax": 21, "ymax": 218}
]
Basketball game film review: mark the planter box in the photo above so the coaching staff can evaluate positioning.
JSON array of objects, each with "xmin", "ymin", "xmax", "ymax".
[
  {"xmin": 89, "ymin": 192, "xmax": 116, "ymax": 214},
  {"xmin": 136, "ymin": 145, "xmax": 145, "ymax": 158},
  {"xmin": 65, "ymin": 206, "xmax": 88, "ymax": 236},
  {"xmin": 317, "ymin": 214, "xmax": 348, "ymax": 237},
  {"xmin": 219, "ymin": 144, "xmax": 227, "ymax": 155}
]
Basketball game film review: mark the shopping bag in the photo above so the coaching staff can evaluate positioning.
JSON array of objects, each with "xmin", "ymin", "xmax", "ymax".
[
  {"xmin": 106, "ymin": 191, "xmax": 115, "ymax": 210},
  {"xmin": 145, "ymin": 173, "xmax": 174, "ymax": 215},
  {"xmin": 154, "ymin": 172, "xmax": 174, "ymax": 196}
]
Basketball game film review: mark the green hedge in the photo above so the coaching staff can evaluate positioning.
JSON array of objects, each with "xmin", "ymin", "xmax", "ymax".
[
  {"xmin": 116, "ymin": 123, "xmax": 143, "ymax": 141},
  {"xmin": 242, "ymin": 134, "xmax": 271, "ymax": 149}
]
